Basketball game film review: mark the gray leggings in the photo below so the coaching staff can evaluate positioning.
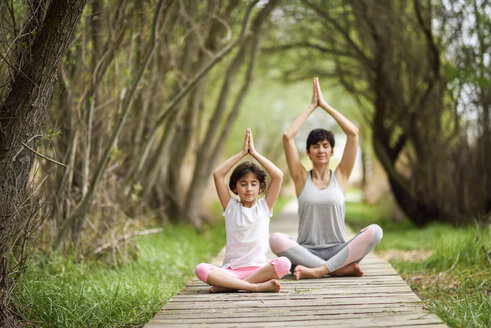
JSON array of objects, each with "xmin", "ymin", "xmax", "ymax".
[{"xmin": 274, "ymin": 224, "xmax": 383, "ymax": 273}]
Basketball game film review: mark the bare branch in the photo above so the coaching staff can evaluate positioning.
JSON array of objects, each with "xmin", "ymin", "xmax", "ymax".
[
  {"xmin": 21, "ymin": 142, "xmax": 68, "ymax": 168},
  {"xmin": 306, "ymin": 0, "xmax": 374, "ymax": 71},
  {"xmin": 132, "ymin": 0, "xmax": 258, "ymax": 176}
]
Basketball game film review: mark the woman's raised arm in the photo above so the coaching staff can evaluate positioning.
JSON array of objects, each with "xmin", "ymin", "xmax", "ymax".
[
  {"xmin": 315, "ymin": 78, "xmax": 359, "ymax": 192},
  {"xmin": 283, "ymin": 79, "xmax": 318, "ymax": 196}
]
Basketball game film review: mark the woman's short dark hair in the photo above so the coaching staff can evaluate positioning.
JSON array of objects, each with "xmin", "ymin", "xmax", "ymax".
[
  {"xmin": 229, "ymin": 161, "xmax": 267, "ymax": 195},
  {"xmin": 306, "ymin": 128, "xmax": 335, "ymax": 151}
]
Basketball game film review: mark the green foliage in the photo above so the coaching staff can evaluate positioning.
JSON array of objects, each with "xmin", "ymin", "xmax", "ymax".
[
  {"xmin": 130, "ymin": 183, "xmax": 142, "ymax": 204},
  {"xmin": 345, "ymin": 199, "xmax": 491, "ymax": 328},
  {"xmin": 44, "ymin": 128, "xmax": 62, "ymax": 139},
  {"xmin": 110, "ymin": 147, "xmax": 123, "ymax": 161},
  {"xmin": 14, "ymin": 223, "xmax": 226, "ymax": 327}
]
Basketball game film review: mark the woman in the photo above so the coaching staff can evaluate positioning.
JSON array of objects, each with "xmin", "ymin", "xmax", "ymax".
[{"xmin": 269, "ymin": 78, "xmax": 383, "ymax": 280}]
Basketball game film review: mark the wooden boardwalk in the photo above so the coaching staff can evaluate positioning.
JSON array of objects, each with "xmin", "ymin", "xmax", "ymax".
[{"xmin": 145, "ymin": 202, "xmax": 446, "ymax": 328}]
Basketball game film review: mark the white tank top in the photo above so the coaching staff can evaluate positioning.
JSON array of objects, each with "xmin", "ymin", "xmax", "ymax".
[
  {"xmin": 222, "ymin": 197, "xmax": 272, "ymax": 268},
  {"xmin": 297, "ymin": 170, "xmax": 346, "ymax": 248}
]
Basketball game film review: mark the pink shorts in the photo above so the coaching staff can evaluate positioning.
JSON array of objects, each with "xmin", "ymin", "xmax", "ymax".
[{"xmin": 195, "ymin": 257, "xmax": 291, "ymax": 283}]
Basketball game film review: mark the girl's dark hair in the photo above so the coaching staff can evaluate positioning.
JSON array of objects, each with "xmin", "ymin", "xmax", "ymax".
[
  {"xmin": 306, "ymin": 128, "xmax": 335, "ymax": 151},
  {"xmin": 229, "ymin": 161, "xmax": 267, "ymax": 195}
]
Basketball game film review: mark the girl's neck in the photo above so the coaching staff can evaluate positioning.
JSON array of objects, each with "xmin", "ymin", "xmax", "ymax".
[{"xmin": 240, "ymin": 199, "xmax": 256, "ymax": 208}]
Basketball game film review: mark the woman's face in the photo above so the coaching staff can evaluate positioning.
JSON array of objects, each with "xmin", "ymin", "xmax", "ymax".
[{"xmin": 307, "ymin": 139, "xmax": 333, "ymax": 165}]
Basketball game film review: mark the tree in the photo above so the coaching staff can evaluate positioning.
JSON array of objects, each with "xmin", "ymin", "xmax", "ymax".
[
  {"xmin": 267, "ymin": 0, "xmax": 489, "ymax": 225},
  {"xmin": 9, "ymin": 1, "xmax": 278, "ymax": 254},
  {"xmin": 0, "ymin": 1, "xmax": 88, "ymax": 325},
  {"xmin": 180, "ymin": 0, "xmax": 281, "ymax": 227},
  {"xmin": 56, "ymin": 0, "xmax": 173, "ymax": 248}
]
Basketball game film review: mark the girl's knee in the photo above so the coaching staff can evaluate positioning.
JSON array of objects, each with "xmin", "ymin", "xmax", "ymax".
[
  {"xmin": 195, "ymin": 263, "xmax": 214, "ymax": 283},
  {"xmin": 269, "ymin": 232, "xmax": 296, "ymax": 254},
  {"xmin": 270, "ymin": 256, "xmax": 292, "ymax": 278}
]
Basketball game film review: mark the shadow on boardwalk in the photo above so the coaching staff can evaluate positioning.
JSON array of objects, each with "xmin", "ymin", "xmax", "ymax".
[{"xmin": 145, "ymin": 201, "xmax": 446, "ymax": 328}]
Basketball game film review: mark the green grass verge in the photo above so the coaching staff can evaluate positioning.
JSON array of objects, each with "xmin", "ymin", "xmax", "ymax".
[
  {"xmin": 14, "ymin": 223, "xmax": 226, "ymax": 327},
  {"xmin": 14, "ymin": 195, "xmax": 290, "ymax": 328},
  {"xmin": 346, "ymin": 200, "xmax": 491, "ymax": 328}
]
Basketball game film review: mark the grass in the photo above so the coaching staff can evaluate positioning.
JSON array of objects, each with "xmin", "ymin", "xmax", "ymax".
[
  {"xmin": 14, "ymin": 195, "xmax": 290, "ymax": 328},
  {"xmin": 16, "ymin": 196, "xmax": 488, "ymax": 327},
  {"xmin": 14, "ymin": 223, "xmax": 226, "ymax": 327},
  {"xmin": 345, "ymin": 200, "xmax": 491, "ymax": 328}
]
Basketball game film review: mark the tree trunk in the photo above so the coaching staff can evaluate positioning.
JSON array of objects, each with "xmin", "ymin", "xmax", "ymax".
[{"xmin": 0, "ymin": 1, "xmax": 88, "ymax": 325}]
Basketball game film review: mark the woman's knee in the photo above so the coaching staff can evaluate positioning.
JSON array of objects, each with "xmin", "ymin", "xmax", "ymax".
[
  {"xmin": 269, "ymin": 232, "xmax": 296, "ymax": 254},
  {"xmin": 270, "ymin": 256, "xmax": 292, "ymax": 278},
  {"xmin": 195, "ymin": 263, "xmax": 214, "ymax": 283},
  {"xmin": 369, "ymin": 224, "xmax": 383, "ymax": 244},
  {"xmin": 360, "ymin": 224, "xmax": 383, "ymax": 247}
]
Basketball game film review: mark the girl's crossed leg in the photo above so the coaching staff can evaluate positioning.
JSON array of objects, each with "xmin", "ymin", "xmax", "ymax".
[
  {"xmin": 269, "ymin": 224, "xmax": 383, "ymax": 279},
  {"xmin": 195, "ymin": 257, "xmax": 291, "ymax": 293}
]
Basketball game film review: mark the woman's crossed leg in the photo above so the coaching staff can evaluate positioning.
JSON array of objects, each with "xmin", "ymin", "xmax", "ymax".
[{"xmin": 269, "ymin": 224, "xmax": 383, "ymax": 279}]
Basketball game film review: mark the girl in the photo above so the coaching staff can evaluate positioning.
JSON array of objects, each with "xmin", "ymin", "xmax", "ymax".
[
  {"xmin": 269, "ymin": 78, "xmax": 383, "ymax": 280},
  {"xmin": 195, "ymin": 129, "xmax": 291, "ymax": 292}
]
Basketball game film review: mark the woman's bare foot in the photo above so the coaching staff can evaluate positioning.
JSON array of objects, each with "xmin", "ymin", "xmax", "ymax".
[
  {"xmin": 252, "ymin": 279, "xmax": 281, "ymax": 293},
  {"xmin": 331, "ymin": 263, "xmax": 364, "ymax": 277},
  {"xmin": 293, "ymin": 265, "xmax": 329, "ymax": 280},
  {"xmin": 209, "ymin": 286, "xmax": 238, "ymax": 293}
]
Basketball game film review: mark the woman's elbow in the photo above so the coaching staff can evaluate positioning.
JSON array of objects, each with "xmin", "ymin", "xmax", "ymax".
[
  {"xmin": 349, "ymin": 126, "xmax": 359, "ymax": 138},
  {"xmin": 282, "ymin": 131, "xmax": 292, "ymax": 142}
]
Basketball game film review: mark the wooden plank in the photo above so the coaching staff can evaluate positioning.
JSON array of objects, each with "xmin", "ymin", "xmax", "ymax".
[
  {"xmin": 144, "ymin": 202, "xmax": 447, "ymax": 328},
  {"xmin": 174, "ymin": 288, "xmax": 416, "ymax": 297},
  {"xmin": 169, "ymin": 291, "xmax": 421, "ymax": 302},
  {"xmin": 162, "ymin": 297, "xmax": 423, "ymax": 311},
  {"xmin": 146, "ymin": 315, "xmax": 445, "ymax": 328},
  {"xmin": 151, "ymin": 312, "xmax": 443, "ymax": 324},
  {"xmin": 154, "ymin": 305, "xmax": 425, "ymax": 319}
]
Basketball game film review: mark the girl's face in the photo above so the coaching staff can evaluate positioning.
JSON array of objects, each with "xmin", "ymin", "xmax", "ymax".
[
  {"xmin": 234, "ymin": 172, "xmax": 261, "ymax": 207},
  {"xmin": 307, "ymin": 139, "xmax": 333, "ymax": 165}
]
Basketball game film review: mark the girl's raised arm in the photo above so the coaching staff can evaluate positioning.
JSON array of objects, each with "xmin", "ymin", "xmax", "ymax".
[
  {"xmin": 213, "ymin": 130, "xmax": 249, "ymax": 209},
  {"xmin": 283, "ymin": 78, "xmax": 318, "ymax": 196},
  {"xmin": 315, "ymin": 78, "xmax": 359, "ymax": 193},
  {"xmin": 248, "ymin": 130, "xmax": 283, "ymax": 211}
]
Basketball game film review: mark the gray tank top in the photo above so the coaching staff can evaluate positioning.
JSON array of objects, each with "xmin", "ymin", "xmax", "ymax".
[{"xmin": 297, "ymin": 170, "xmax": 346, "ymax": 248}]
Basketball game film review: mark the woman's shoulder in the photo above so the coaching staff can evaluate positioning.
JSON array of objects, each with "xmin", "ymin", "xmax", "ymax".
[
  {"xmin": 294, "ymin": 170, "xmax": 310, "ymax": 197},
  {"xmin": 333, "ymin": 167, "xmax": 348, "ymax": 193}
]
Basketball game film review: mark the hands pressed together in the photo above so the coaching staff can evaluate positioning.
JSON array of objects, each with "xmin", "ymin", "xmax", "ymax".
[
  {"xmin": 241, "ymin": 128, "xmax": 257, "ymax": 157},
  {"xmin": 309, "ymin": 77, "xmax": 329, "ymax": 110}
]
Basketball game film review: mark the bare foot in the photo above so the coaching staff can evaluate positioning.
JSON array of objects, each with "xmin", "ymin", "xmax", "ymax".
[
  {"xmin": 252, "ymin": 279, "xmax": 281, "ymax": 293},
  {"xmin": 209, "ymin": 286, "xmax": 238, "ymax": 293},
  {"xmin": 331, "ymin": 263, "xmax": 364, "ymax": 277},
  {"xmin": 293, "ymin": 265, "xmax": 328, "ymax": 280}
]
